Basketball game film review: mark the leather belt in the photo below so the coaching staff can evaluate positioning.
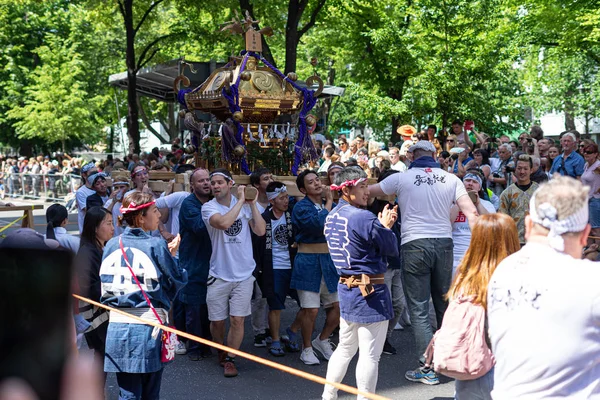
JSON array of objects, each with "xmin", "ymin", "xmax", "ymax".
[
  {"xmin": 297, "ymin": 242, "xmax": 329, "ymax": 254},
  {"xmin": 339, "ymin": 273, "xmax": 385, "ymax": 297}
]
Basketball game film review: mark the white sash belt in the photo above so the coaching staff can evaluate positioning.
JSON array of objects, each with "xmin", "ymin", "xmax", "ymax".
[{"xmin": 109, "ymin": 307, "xmax": 169, "ymax": 325}]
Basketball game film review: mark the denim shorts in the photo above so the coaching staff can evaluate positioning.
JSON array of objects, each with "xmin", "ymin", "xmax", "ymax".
[
  {"xmin": 266, "ymin": 269, "xmax": 292, "ymax": 311},
  {"xmin": 589, "ymin": 197, "xmax": 600, "ymax": 228}
]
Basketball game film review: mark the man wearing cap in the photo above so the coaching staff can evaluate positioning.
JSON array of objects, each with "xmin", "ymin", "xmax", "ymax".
[
  {"xmin": 76, "ymin": 162, "xmax": 98, "ymax": 233},
  {"xmin": 86, "ymin": 173, "xmax": 109, "ymax": 210},
  {"xmin": 499, "ymin": 154, "xmax": 539, "ymax": 245},
  {"xmin": 322, "ymin": 167, "xmax": 399, "ymax": 400},
  {"xmin": 450, "ymin": 173, "xmax": 495, "ymax": 274},
  {"xmin": 252, "ymin": 181, "xmax": 298, "ymax": 357},
  {"xmin": 201, "ymin": 168, "xmax": 266, "ymax": 378},
  {"xmin": 488, "ymin": 176, "xmax": 600, "ymax": 399},
  {"xmin": 369, "ymin": 140, "xmax": 478, "ymax": 385},
  {"xmin": 104, "ymin": 171, "xmax": 130, "ymax": 237}
]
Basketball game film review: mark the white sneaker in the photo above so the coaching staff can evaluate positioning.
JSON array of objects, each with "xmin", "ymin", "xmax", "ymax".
[
  {"xmin": 300, "ymin": 347, "xmax": 320, "ymax": 365},
  {"xmin": 394, "ymin": 322, "xmax": 404, "ymax": 331},
  {"xmin": 311, "ymin": 338, "xmax": 334, "ymax": 360},
  {"xmin": 175, "ymin": 340, "xmax": 187, "ymax": 355}
]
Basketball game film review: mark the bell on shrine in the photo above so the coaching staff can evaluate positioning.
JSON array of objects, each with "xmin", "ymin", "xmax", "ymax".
[
  {"xmin": 233, "ymin": 145, "xmax": 246, "ymax": 157},
  {"xmin": 240, "ymin": 71, "xmax": 252, "ymax": 81},
  {"xmin": 233, "ymin": 111, "xmax": 244, "ymax": 122},
  {"xmin": 305, "ymin": 115, "xmax": 317, "ymax": 126},
  {"xmin": 287, "ymin": 72, "xmax": 298, "ymax": 82}
]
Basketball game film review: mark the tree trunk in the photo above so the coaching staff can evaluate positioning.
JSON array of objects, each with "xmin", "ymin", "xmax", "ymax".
[
  {"xmin": 285, "ymin": 1, "xmax": 301, "ymax": 74},
  {"xmin": 387, "ymin": 86, "xmax": 405, "ymax": 144},
  {"xmin": 124, "ymin": 0, "xmax": 140, "ymax": 155},
  {"xmin": 564, "ymin": 110, "xmax": 576, "ymax": 131}
]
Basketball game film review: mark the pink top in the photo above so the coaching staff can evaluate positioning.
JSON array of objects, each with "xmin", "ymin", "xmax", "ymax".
[{"xmin": 581, "ymin": 160, "xmax": 600, "ymax": 199}]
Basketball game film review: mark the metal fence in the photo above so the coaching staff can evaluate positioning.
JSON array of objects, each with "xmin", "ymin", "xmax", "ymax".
[{"xmin": 2, "ymin": 173, "xmax": 81, "ymax": 204}]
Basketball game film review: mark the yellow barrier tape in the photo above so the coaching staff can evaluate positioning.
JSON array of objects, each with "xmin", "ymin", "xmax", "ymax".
[
  {"xmin": 74, "ymin": 294, "xmax": 391, "ymax": 400},
  {"xmin": 0, "ymin": 214, "xmax": 27, "ymax": 234}
]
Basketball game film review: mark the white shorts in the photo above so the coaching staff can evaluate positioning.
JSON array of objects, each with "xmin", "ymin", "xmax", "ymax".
[
  {"xmin": 297, "ymin": 278, "xmax": 338, "ymax": 309},
  {"xmin": 206, "ymin": 276, "xmax": 255, "ymax": 321}
]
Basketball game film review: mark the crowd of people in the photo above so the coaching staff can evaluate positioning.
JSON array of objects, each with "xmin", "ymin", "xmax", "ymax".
[{"xmin": 1, "ymin": 121, "xmax": 599, "ymax": 400}]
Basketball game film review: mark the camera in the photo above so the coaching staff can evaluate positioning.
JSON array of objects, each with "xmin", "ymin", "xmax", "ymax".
[
  {"xmin": 492, "ymin": 172, "xmax": 501, "ymax": 178},
  {"xmin": 526, "ymin": 138, "xmax": 532, "ymax": 143},
  {"xmin": 505, "ymin": 165, "xmax": 515, "ymax": 173},
  {"xmin": 451, "ymin": 153, "xmax": 459, "ymax": 160}
]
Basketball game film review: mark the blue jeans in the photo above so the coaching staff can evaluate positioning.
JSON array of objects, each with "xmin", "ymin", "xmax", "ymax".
[
  {"xmin": 401, "ymin": 238, "xmax": 453, "ymax": 363},
  {"xmin": 184, "ymin": 303, "xmax": 212, "ymax": 355},
  {"xmin": 589, "ymin": 198, "xmax": 600, "ymax": 228},
  {"xmin": 116, "ymin": 369, "xmax": 163, "ymax": 400},
  {"xmin": 455, "ymin": 368, "xmax": 494, "ymax": 400}
]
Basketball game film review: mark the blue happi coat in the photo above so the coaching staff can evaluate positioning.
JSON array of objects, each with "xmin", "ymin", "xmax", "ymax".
[
  {"xmin": 291, "ymin": 196, "xmax": 338, "ymax": 293},
  {"xmin": 100, "ymin": 227, "xmax": 188, "ymax": 373},
  {"xmin": 325, "ymin": 200, "xmax": 398, "ymax": 323}
]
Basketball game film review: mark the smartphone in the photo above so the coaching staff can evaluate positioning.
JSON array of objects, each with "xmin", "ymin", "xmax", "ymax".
[{"xmin": 0, "ymin": 247, "xmax": 73, "ymax": 400}]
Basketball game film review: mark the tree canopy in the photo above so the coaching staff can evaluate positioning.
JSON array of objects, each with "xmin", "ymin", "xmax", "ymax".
[{"xmin": 0, "ymin": 0, "xmax": 598, "ymax": 153}]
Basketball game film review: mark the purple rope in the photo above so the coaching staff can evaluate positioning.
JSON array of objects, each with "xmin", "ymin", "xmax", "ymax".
[{"xmin": 177, "ymin": 89, "xmax": 192, "ymax": 107}]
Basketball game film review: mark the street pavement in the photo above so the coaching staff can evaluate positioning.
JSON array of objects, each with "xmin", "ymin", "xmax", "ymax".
[{"xmin": 1, "ymin": 199, "xmax": 455, "ymax": 399}]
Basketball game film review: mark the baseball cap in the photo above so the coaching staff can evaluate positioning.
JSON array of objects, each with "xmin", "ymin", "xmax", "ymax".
[{"xmin": 409, "ymin": 141, "xmax": 436, "ymax": 153}]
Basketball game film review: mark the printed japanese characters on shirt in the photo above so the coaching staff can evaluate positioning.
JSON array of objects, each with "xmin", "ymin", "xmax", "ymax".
[
  {"xmin": 100, "ymin": 247, "xmax": 159, "ymax": 296},
  {"xmin": 325, "ymin": 213, "xmax": 351, "ymax": 268},
  {"xmin": 414, "ymin": 173, "xmax": 447, "ymax": 186}
]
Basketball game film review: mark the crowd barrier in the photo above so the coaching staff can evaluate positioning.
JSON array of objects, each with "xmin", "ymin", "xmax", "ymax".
[
  {"xmin": 74, "ymin": 294, "xmax": 392, "ymax": 400},
  {"xmin": 2, "ymin": 173, "xmax": 80, "ymax": 202}
]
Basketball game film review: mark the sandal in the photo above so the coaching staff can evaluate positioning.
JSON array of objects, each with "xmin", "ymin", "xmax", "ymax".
[{"xmin": 269, "ymin": 343, "xmax": 285, "ymax": 357}]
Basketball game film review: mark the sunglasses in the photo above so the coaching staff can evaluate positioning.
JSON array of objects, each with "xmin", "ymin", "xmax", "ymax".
[
  {"xmin": 447, "ymin": 139, "xmax": 455, "ymax": 143},
  {"xmin": 584, "ymin": 151, "xmax": 596, "ymax": 155}
]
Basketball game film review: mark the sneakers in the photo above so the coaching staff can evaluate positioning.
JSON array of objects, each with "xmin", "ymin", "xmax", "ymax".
[
  {"xmin": 382, "ymin": 339, "xmax": 397, "ymax": 355},
  {"xmin": 223, "ymin": 358, "xmax": 238, "ymax": 378},
  {"xmin": 300, "ymin": 347, "xmax": 320, "ymax": 365},
  {"xmin": 405, "ymin": 366, "xmax": 439, "ymax": 385},
  {"xmin": 175, "ymin": 340, "xmax": 187, "ymax": 355},
  {"xmin": 311, "ymin": 338, "xmax": 334, "ymax": 360},
  {"xmin": 254, "ymin": 333, "xmax": 267, "ymax": 347}
]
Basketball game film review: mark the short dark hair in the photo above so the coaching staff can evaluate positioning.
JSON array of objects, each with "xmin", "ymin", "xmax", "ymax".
[
  {"xmin": 296, "ymin": 169, "xmax": 318, "ymax": 191},
  {"xmin": 517, "ymin": 154, "xmax": 533, "ymax": 169},
  {"xmin": 427, "ymin": 124, "xmax": 437, "ymax": 132},
  {"xmin": 250, "ymin": 167, "xmax": 270, "ymax": 186},
  {"xmin": 325, "ymin": 147, "xmax": 335, "ymax": 157},
  {"xmin": 209, "ymin": 168, "xmax": 233, "ymax": 182},
  {"xmin": 266, "ymin": 181, "xmax": 285, "ymax": 193},
  {"xmin": 451, "ymin": 119, "xmax": 463, "ymax": 126}
]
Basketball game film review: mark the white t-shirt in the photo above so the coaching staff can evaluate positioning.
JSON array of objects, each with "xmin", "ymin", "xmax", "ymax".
[
  {"xmin": 488, "ymin": 243, "xmax": 600, "ymax": 399},
  {"xmin": 76, "ymin": 186, "xmax": 96, "ymax": 233},
  {"xmin": 451, "ymin": 199, "xmax": 495, "ymax": 272},
  {"xmin": 271, "ymin": 214, "xmax": 291, "ymax": 270},
  {"xmin": 44, "ymin": 227, "xmax": 80, "ymax": 254},
  {"xmin": 155, "ymin": 191, "xmax": 190, "ymax": 236},
  {"xmin": 256, "ymin": 202, "xmax": 268, "ymax": 215},
  {"xmin": 391, "ymin": 160, "xmax": 408, "ymax": 172},
  {"xmin": 379, "ymin": 167, "xmax": 468, "ymax": 245},
  {"xmin": 201, "ymin": 195, "xmax": 255, "ymax": 282}
]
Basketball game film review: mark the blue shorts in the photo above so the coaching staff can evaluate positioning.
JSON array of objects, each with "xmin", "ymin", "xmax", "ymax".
[{"xmin": 267, "ymin": 269, "xmax": 293, "ymax": 311}]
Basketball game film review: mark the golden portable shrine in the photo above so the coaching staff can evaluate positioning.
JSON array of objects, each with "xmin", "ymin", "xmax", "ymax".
[{"xmin": 174, "ymin": 11, "xmax": 324, "ymax": 176}]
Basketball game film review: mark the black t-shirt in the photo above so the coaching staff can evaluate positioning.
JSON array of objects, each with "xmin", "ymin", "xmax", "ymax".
[
  {"xmin": 515, "ymin": 182, "xmax": 533, "ymax": 192},
  {"xmin": 86, "ymin": 193, "xmax": 105, "ymax": 209}
]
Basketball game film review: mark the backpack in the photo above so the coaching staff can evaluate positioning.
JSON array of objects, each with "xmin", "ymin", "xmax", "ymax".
[{"xmin": 424, "ymin": 295, "xmax": 495, "ymax": 380}]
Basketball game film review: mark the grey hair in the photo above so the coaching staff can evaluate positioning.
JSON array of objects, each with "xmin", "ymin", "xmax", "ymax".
[
  {"xmin": 333, "ymin": 166, "xmax": 367, "ymax": 187},
  {"xmin": 499, "ymin": 143, "xmax": 513, "ymax": 153},
  {"xmin": 531, "ymin": 156, "xmax": 541, "ymax": 167},
  {"xmin": 535, "ymin": 176, "xmax": 589, "ymax": 223},
  {"xmin": 562, "ymin": 132, "xmax": 577, "ymax": 142}
]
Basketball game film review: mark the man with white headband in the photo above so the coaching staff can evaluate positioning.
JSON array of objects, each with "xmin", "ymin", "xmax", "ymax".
[
  {"xmin": 75, "ymin": 161, "xmax": 99, "ymax": 233},
  {"xmin": 322, "ymin": 166, "xmax": 399, "ymax": 399},
  {"xmin": 487, "ymin": 176, "xmax": 600, "ymax": 399},
  {"xmin": 450, "ymin": 172, "xmax": 495, "ymax": 275},
  {"xmin": 252, "ymin": 181, "xmax": 299, "ymax": 357},
  {"xmin": 201, "ymin": 168, "xmax": 266, "ymax": 378}
]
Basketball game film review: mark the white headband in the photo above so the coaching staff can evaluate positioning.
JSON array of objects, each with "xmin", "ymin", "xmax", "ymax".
[
  {"xmin": 267, "ymin": 185, "xmax": 287, "ymax": 201},
  {"xmin": 209, "ymin": 172, "xmax": 235, "ymax": 185},
  {"xmin": 529, "ymin": 192, "xmax": 588, "ymax": 251}
]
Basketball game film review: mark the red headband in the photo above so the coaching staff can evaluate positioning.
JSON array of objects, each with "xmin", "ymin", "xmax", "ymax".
[
  {"xmin": 120, "ymin": 200, "xmax": 155, "ymax": 215},
  {"xmin": 330, "ymin": 178, "xmax": 366, "ymax": 191}
]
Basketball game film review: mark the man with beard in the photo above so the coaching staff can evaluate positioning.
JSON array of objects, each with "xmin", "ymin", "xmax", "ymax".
[
  {"xmin": 178, "ymin": 168, "xmax": 213, "ymax": 360},
  {"xmin": 499, "ymin": 154, "xmax": 539, "ymax": 245}
]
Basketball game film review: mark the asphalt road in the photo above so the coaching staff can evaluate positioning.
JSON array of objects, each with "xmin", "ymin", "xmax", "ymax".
[{"xmin": 1, "ymin": 200, "xmax": 455, "ymax": 399}]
